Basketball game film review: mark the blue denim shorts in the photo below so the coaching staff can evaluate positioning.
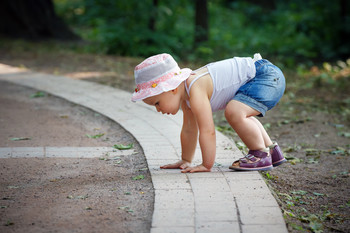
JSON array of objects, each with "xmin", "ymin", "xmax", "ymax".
[{"xmin": 233, "ymin": 59, "xmax": 285, "ymax": 117}]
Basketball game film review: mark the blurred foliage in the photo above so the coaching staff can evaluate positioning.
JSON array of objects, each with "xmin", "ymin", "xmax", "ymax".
[
  {"xmin": 299, "ymin": 59, "xmax": 350, "ymax": 90},
  {"xmin": 55, "ymin": 0, "xmax": 350, "ymax": 65},
  {"xmin": 54, "ymin": 0, "xmax": 193, "ymax": 59},
  {"xmin": 281, "ymin": 57, "xmax": 350, "ymax": 122}
]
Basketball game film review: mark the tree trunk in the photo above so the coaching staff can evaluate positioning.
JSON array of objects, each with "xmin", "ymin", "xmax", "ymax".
[
  {"xmin": 339, "ymin": 0, "xmax": 350, "ymax": 58},
  {"xmin": 149, "ymin": 0, "xmax": 158, "ymax": 32},
  {"xmin": 0, "ymin": 0, "xmax": 79, "ymax": 40},
  {"xmin": 194, "ymin": 0, "xmax": 209, "ymax": 47}
]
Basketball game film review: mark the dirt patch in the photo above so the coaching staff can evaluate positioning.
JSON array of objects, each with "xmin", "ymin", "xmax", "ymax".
[
  {"xmin": 259, "ymin": 106, "xmax": 350, "ymax": 233},
  {"xmin": 0, "ymin": 158, "xmax": 153, "ymax": 233},
  {"xmin": 0, "ymin": 81, "xmax": 133, "ymax": 147},
  {"xmin": 0, "ymin": 81, "xmax": 154, "ymax": 232},
  {"xmin": 214, "ymin": 90, "xmax": 350, "ymax": 232}
]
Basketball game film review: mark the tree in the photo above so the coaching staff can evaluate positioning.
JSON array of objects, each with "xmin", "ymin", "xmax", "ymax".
[
  {"xmin": 339, "ymin": 0, "xmax": 350, "ymax": 59},
  {"xmin": 194, "ymin": 0, "xmax": 209, "ymax": 47},
  {"xmin": 149, "ymin": 0, "xmax": 159, "ymax": 32},
  {"xmin": 0, "ymin": 0, "xmax": 79, "ymax": 40}
]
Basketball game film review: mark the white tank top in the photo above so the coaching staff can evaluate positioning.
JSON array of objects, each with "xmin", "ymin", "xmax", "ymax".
[{"xmin": 185, "ymin": 54, "xmax": 261, "ymax": 112}]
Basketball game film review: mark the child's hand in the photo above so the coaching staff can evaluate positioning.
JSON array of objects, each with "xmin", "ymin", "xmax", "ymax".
[
  {"xmin": 181, "ymin": 164, "xmax": 211, "ymax": 173},
  {"xmin": 160, "ymin": 160, "xmax": 191, "ymax": 170}
]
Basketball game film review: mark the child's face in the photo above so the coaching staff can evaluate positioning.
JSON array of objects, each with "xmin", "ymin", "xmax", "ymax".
[{"xmin": 143, "ymin": 90, "xmax": 181, "ymax": 115}]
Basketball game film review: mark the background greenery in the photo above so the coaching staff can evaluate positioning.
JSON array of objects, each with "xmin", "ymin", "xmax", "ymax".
[{"xmin": 54, "ymin": 0, "xmax": 350, "ymax": 67}]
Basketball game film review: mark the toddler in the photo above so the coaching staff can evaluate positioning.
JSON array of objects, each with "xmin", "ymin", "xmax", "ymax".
[{"xmin": 132, "ymin": 53, "xmax": 286, "ymax": 173}]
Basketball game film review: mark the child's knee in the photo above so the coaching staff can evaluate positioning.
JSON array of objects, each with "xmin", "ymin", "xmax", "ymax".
[{"xmin": 225, "ymin": 105, "xmax": 242, "ymax": 125}]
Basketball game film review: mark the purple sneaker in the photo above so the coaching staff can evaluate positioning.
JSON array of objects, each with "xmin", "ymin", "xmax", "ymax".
[
  {"xmin": 229, "ymin": 149, "xmax": 273, "ymax": 171},
  {"xmin": 270, "ymin": 142, "xmax": 286, "ymax": 167}
]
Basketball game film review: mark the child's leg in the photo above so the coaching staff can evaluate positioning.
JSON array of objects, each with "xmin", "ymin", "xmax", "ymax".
[
  {"xmin": 226, "ymin": 59, "xmax": 286, "ymax": 171},
  {"xmin": 226, "ymin": 100, "xmax": 273, "ymax": 171},
  {"xmin": 249, "ymin": 116, "xmax": 273, "ymax": 148},
  {"xmin": 225, "ymin": 100, "xmax": 266, "ymax": 150}
]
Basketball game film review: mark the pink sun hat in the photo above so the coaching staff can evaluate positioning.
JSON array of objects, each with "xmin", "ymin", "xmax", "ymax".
[{"xmin": 131, "ymin": 53, "xmax": 192, "ymax": 102}]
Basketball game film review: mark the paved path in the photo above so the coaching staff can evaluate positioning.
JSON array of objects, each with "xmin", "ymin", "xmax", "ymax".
[
  {"xmin": 0, "ymin": 147, "xmax": 135, "ymax": 158},
  {"xmin": 0, "ymin": 64, "xmax": 287, "ymax": 233}
]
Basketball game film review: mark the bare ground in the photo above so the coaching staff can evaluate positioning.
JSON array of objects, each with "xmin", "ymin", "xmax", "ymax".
[
  {"xmin": 0, "ymin": 81, "xmax": 154, "ymax": 233},
  {"xmin": 0, "ymin": 40, "xmax": 349, "ymax": 232}
]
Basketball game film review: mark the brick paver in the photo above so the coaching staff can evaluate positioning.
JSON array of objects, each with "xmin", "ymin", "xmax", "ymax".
[
  {"xmin": 0, "ymin": 147, "xmax": 135, "ymax": 158},
  {"xmin": 0, "ymin": 64, "xmax": 288, "ymax": 233}
]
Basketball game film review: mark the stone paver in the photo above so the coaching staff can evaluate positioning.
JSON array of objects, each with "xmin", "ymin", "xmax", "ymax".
[
  {"xmin": 0, "ymin": 64, "xmax": 288, "ymax": 233},
  {"xmin": 0, "ymin": 147, "xmax": 135, "ymax": 158}
]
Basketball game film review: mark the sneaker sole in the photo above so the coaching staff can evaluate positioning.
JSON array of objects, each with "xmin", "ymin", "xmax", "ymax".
[
  {"xmin": 229, "ymin": 165, "xmax": 273, "ymax": 171},
  {"xmin": 272, "ymin": 158, "xmax": 287, "ymax": 167}
]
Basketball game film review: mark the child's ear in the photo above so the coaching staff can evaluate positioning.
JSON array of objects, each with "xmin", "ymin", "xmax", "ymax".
[{"xmin": 172, "ymin": 88, "xmax": 178, "ymax": 94}]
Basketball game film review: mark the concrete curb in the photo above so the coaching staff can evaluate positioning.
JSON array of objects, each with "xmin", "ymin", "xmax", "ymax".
[{"xmin": 0, "ymin": 64, "xmax": 288, "ymax": 233}]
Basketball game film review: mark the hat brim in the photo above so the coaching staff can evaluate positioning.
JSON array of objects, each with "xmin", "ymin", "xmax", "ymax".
[{"xmin": 131, "ymin": 68, "xmax": 192, "ymax": 102}]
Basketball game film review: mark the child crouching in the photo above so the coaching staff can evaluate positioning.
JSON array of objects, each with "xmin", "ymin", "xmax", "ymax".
[{"xmin": 132, "ymin": 53, "xmax": 286, "ymax": 173}]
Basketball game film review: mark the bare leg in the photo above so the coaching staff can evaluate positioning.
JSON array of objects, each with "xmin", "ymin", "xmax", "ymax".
[
  {"xmin": 249, "ymin": 116, "xmax": 273, "ymax": 148},
  {"xmin": 225, "ymin": 100, "xmax": 266, "ymax": 151}
]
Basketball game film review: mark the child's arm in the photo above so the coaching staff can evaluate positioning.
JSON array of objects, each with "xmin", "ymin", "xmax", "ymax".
[
  {"xmin": 160, "ymin": 101, "xmax": 198, "ymax": 169},
  {"xmin": 181, "ymin": 85, "xmax": 216, "ymax": 173},
  {"xmin": 180, "ymin": 101, "xmax": 199, "ymax": 163}
]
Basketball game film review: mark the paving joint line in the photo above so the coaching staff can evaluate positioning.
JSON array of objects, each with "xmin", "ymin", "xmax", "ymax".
[{"xmin": 234, "ymin": 196, "xmax": 243, "ymax": 233}]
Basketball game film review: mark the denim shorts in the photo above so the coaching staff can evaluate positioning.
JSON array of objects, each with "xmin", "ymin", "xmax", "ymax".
[{"xmin": 233, "ymin": 59, "xmax": 286, "ymax": 117}]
